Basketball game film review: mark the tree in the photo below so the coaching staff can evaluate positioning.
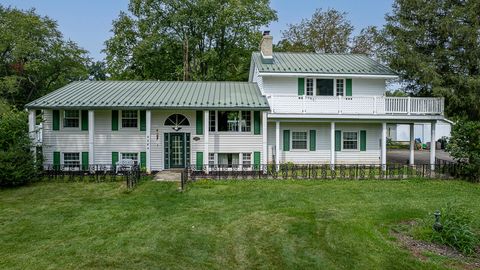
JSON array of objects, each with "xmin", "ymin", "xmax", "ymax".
[
  {"xmin": 447, "ymin": 120, "xmax": 480, "ymax": 182},
  {"xmin": 384, "ymin": 0, "xmax": 480, "ymax": 120},
  {"xmin": 351, "ymin": 26, "xmax": 385, "ymax": 60},
  {"xmin": 0, "ymin": 6, "xmax": 89, "ymax": 108},
  {"xmin": 87, "ymin": 61, "xmax": 108, "ymax": 81},
  {"xmin": 104, "ymin": 0, "xmax": 277, "ymax": 81},
  {"xmin": 277, "ymin": 8, "xmax": 353, "ymax": 53}
]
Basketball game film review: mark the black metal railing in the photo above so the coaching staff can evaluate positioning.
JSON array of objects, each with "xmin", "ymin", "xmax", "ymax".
[{"xmin": 41, "ymin": 164, "xmax": 142, "ymax": 189}]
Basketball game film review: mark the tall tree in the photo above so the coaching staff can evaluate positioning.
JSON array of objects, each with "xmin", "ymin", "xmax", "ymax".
[
  {"xmin": 104, "ymin": 0, "xmax": 277, "ymax": 81},
  {"xmin": 384, "ymin": 0, "xmax": 480, "ymax": 120},
  {"xmin": 277, "ymin": 8, "xmax": 353, "ymax": 53},
  {"xmin": 0, "ymin": 6, "xmax": 89, "ymax": 108},
  {"xmin": 351, "ymin": 26, "xmax": 385, "ymax": 60}
]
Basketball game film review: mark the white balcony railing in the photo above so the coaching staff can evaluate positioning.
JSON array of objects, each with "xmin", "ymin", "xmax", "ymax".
[{"xmin": 266, "ymin": 95, "xmax": 444, "ymax": 115}]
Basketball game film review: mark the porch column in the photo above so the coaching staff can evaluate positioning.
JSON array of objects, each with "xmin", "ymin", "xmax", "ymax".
[
  {"xmin": 381, "ymin": 122, "xmax": 387, "ymax": 170},
  {"xmin": 88, "ymin": 110, "xmax": 95, "ymax": 166},
  {"xmin": 275, "ymin": 120, "xmax": 280, "ymax": 165},
  {"xmin": 430, "ymin": 121, "xmax": 436, "ymax": 170},
  {"xmin": 28, "ymin": 110, "xmax": 36, "ymax": 157},
  {"xmin": 330, "ymin": 122, "xmax": 335, "ymax": 168},
  {"xmin": 409, "ymin": 123, "xmax": 415, "ymax": 165},
  {"xmin": 145, "ymin": 110, "xmax": 151, "ymax": 173},
  {"xmin": 262, "ymin": 111, "xmax": 268, "ymax": 166},
  {"xmin": 204, "ymin": 110, "xmax": 209, "ymax": 173}
]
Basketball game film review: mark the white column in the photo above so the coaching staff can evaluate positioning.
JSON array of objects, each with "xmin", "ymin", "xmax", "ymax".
[
  {"xmin": 409, "ymin": 123, "xmax": 415, "ymax": 165},
  {"xmin": 430, "ymin": 121, "xmax": 436, "ymax": 170},
  {"xmin": 381, "ymin": 122, "xmax": 387, "ymax": 170},
  {"xmin": 330, "ymin": 122, "xmax": 335, "ymax": 168},
  {"xmin": 275, "ymin": 121, "xmax": 280, "ymax": 165},
  {"xmin": 204, "ymin": 110, "xmax": 209, "ymax": 173},
  {"xmin": 262, "ymin": 111, "xmax": 268, "ymax": 166},
  {"xmin": 145, "ymin": 110, "xmax": 151, "ymax": 173},
  {"xmin": 88, "ymin": 110, "xmax": 95, "ymax": 166},
  {"xmin": 28, "ymin": 110, "xmax": 36, "ymax": 157}
]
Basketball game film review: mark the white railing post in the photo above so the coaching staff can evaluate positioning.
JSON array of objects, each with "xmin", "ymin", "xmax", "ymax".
[
  {"xmin": 407, "ymin": 97, "xmax": 411, "ymax": 115},
  {"xmin": 302, "ymin": 95, "xmax": 305, "ymax": 113},
  {"xmin": 373, "ymin": 96, "xmax": 377, "ymax": 114},
  {"xmin": 338, "ymin": 95, "xmax": 342, "ymax": 114}
]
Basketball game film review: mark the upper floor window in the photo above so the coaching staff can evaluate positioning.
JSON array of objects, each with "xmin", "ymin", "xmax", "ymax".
[
  {"xmin": 209, "ymin": 111, "xmax": 252, "ymax": 133},
  {"xmin": 122, "ymin": 110, "xmax": 138, "ymax": 128},
  {"xmin": 336, "ymin": 79, "xmax": 344, "ymax": 96},
  {"xmin": 317, "ymin": 79, "xmax": 334, "ymax": 96},
  {"xmin": 303, "ymin": 78, "xmax": 346, "ymax": 96},
  {"xmin": 165, "ymin": 114, "xmax": 189, "ymax": 126},
  {"xmin": 63, "ymin": 110, "xmax": 79, "ymax": 128},
  {"xmin": 241, "ymin": 111, "xmax": 251, "ymax": 132},
  {"xmin": 343, "ymin": 131, "xmax": 358, "ymax": 150},
  {"xmin": 209, "ymin": 111, "xmax": 216, "ymax": 132},
  {"xmin": 306, "ymin": 78, "xmax": 314, "ymax": 96}
]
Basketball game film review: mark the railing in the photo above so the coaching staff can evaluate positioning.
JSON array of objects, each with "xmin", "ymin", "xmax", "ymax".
[
  {"xmin": 266, "ymin": 95, "xmax": 444, "ymax": 115},
  {"xmin": 42, "ymin": 164, "xmax": 141, "ymax": 189}
]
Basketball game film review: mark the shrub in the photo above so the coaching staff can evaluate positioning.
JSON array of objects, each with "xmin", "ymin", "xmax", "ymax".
[{"xmin": 446, "ymin": 120, "xmax": 480, "ymax": 181}]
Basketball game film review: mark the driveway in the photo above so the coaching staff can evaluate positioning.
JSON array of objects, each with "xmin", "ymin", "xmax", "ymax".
[{"xmin": 387, "ymin": 149, "xmax": 454, "ymax": 164}]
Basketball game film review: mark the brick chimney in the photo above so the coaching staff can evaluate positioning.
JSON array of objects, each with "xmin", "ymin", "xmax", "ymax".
[{"xmin": 260, "ymin": 31, "xmax": 273, "ymax": 64}]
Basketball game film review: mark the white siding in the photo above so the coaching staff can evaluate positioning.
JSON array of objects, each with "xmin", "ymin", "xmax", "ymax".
[
  {"xmin": 351, "ymin": 78, "xmax": 385, "ymax": 96},
  {"xmin": 267, "ymin": 122, "xmax": 381, "ymax": 164},
  {"xmin": 251, "ymin": 67, "xmax": 264, "ymax": 94}
]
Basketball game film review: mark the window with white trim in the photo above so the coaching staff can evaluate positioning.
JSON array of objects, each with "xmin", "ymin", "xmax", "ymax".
[
  {"xmin": 63, "ymin": 152, "xmax": 80, "ymax": 168},
  {"xmin": 292, "ymin": 131, "xmax": 308, "ymax": 150},
  {"xmin": 242, "ymin": 153, "xmax": 251, "ymax": 168},
  {"xmin": 209, "ymin": 111, "xmax": 216, "ymax": 132},
  {"xmin": 208, "ymin": 153, "xmax": 215, "ymax": 167},
  {"xmin": 121, "ymin": 152, "xmax": 138, "ymax": 162},
  {"xmin": 343, "ymin": 132, "xmax": 358, "ymax": 150},
  {"xmin": 336, "ymin": 79, "xmax": 344, "ymax": 96},
  {"xmin": 63, "ymin": 110, "xmax": 79, "ymax": 128},
  {"xmin": 241, "ymin": 111, "xmax": 251, "ymax": 132},
  {"xmin": 218, "ymin": 153, "xmax": 239, "ymax": 168},
  {"xmin": 306, "ymin": 78, "xmax": 314, "ymax": 96},
  {"xmin": 122, "ymin": 110, "xmax": 138, "ymax": 128},
  {"xmin": 210, "ymin": 111, "xmax": 252, "ymax": 133}
]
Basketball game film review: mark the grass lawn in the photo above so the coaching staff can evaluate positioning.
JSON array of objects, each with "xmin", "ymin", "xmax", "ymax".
[{"xmin": 1, "ymin": 179, "xmax": 479, "ymax": 269}]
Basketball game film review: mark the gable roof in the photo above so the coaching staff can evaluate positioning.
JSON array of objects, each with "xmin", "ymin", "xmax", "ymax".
[
  {"xmin": 251, "ymin": 52, "xmax": 397, "ymax": 76},
  {"xmin": 25, "ymin": 81, "xmax": 269, "ymax": 110}
]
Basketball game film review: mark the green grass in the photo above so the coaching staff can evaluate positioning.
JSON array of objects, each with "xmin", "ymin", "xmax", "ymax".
[{"xmin": 1, "ymin": 179, "xmax": 480, "ymax": 269}]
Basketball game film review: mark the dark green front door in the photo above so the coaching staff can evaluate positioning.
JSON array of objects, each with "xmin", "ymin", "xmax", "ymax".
[{"xmin": 169, "ymin": 133, "xmax": 185, "ymax": 168}]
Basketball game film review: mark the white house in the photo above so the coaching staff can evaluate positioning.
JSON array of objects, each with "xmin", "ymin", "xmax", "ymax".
[{"xmin": 26, "ymin": 32, "xmax": 446, "ymax": 172}]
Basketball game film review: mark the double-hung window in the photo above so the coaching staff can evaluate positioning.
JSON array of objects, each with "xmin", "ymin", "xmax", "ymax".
[
  {"xmin": 63, "ymin": 110, "xmax": 79, "ymax": 128},
  {"xmin": 242, "ymin": 153, "xmax": 251, "ymax": 168},
  {"xmin": 64, "ymin": 152, "xmax": 80, "ymax": 168},
  {"xmin": 291, "ymin": 131, "xmax": 308, "ymax": 150},
  {"xmin": 343, "ymin": 132, "xmax": 358, "ymax": 150},
  {"xmin": 209, "ymin": 111, "xmax": 216, "ymax": 132},
  {"xmin": 208, "ymin": 153, "xmax": 215, "ymax": 167},
  {"xmin": 121, "ymin": 153, "xmax": 138, "ymax": 163},
  {"xmin": 122, "ymin": 110, "xmax": 138, "ymax": 128},
  {"xmin": 241, "ymin": 111, "xmax": 251, "ymax": 132},
  {"xmin": 336, "ymin": 79, "xmax": 345, "ymax": 96}
]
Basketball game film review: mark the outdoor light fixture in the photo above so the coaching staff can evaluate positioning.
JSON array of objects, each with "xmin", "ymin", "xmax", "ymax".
[
  {"xmin": 172, "ymin": 126, "xmax": 182, "ymax": 131},
  {"xmin": 433, "ymin": 210, "xmax": 443, "ymax": 232}
]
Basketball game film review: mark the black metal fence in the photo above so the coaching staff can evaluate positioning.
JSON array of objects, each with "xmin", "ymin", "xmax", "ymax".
[
  {"xmin": 42, "ymin": 164, "xmax": 141, "ymax": 189},
  {"xmin": 180, "ymin": 163, "xmax": 462, "ymax": 188}
]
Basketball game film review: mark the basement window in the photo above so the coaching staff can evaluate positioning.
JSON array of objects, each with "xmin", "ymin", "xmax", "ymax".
[
  {"xmin": 121, "ymin": 153, "xmax": 138, "ymax": 163},
  {"xmin": 218, "ymin": 153, "xmax": 239, "ymax": 168},
  {"xmin": 63, "ymin": 152, "xmax": 80, "ymax": 168},
  {"xmin": 63, "ymin": 110, "xmax": 79, "ymax": 128}
]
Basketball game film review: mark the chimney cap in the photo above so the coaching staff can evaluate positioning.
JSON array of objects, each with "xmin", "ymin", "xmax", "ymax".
[{"xmin": 263, "ymin": 30, "xmax": 270, "ymax": 36}]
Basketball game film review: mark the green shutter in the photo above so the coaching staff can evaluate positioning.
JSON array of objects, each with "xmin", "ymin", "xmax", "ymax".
[
  {"xmin": 52, "ymin": 110, "xmax": 60, "ymax": 130},
  {"xmin": 253, "ymin": 111, "xmax": 261, "ymax": 135},
  {"xmin": 112, "ymin": 152, "xmax": 119, "ymax": 166},
  {"xmin": 111, "ymin": 110, "xmax": 118, "ymax": 131},
  {"xmin": 82, "ymin": 152, "xmax": 89, "ymax": 170},
  {"xmin": 196, "ymin": 152, "xmax": 203, "ymax": 170},
  {"xmin": 254, "ymin": 151, "xmax": 261, "ymax": 170},
  {"xmin": 81, "ymin": 110, "xmax": 88, "ymax": 131},
  {"xmin": 140, "ymin": 110, "xmax": 146, "ymax": 131},
  {"xmin": 283, "ymin": 130, "xmax": 290, "ymax": 151},
  {"xmin": 196, "ymin": 111, "xmax": 203, "ymax": 135},
  {"xmin": 346, "ymin": 79, "xmax": 352, "ymax": 96},
  {"xmin": 360, "ymin": 130, "xmax": 367, "ymax": 151},
  {"xmin": 53, "ymin": 151, "xmax": 60, "ymax": 169},
  {"xmin": 140, "ymin": 151, "xmax": 146, "ymax": 169},
  {"xmin": 298, "ymin": 78, "xmax": 305, "ymax": 95},
  {"xmin": 335, "ymin": 130, "xmax": 342, "ymax": 151},
  {"xmin": 309, "ymin": 130, "xmax": 316, "ymax": 151}
]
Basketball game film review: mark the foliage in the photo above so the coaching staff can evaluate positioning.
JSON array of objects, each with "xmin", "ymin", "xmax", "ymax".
[
  {"xmin": 446, "ymin": 120, "xmax": 480, "ymax": 181},
  {"xmin": 384, "ymin": 0, "xmax": 480, "ymax": 120},
  {"xmin": 386, "ymin": 89, "xmax": 408, "ymax": 97},
  {"xmin": 350, "ymin": 26, "xmax": 386, "ymax": 60},
  {"xmin": 0, "ymin": 6, "xmax": 90, "ymax": 108},
  {"xmin": 413, "ymin": 203, "xmax": 479, "ymax": 255},
  {"xmin": 0, "ymin": 107, "xmax": 37, "ymax": 186},
  {"xmin": 87, "ymin": 61, "xmax": 108, "ymax": 81},
  {"xmin": 104, "ymin": 0, "xmax": 277, "ymax": 81}
]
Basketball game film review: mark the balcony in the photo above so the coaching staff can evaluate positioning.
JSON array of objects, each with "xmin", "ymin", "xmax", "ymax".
[{"xmin": 266, "ymin": 95, "xmax": 444, "ymax": 115}]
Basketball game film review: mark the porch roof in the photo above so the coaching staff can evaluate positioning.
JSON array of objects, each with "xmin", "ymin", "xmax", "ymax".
[{"xmin": 25, "ymin": 81, "xmax": 270, "ymax": 110}]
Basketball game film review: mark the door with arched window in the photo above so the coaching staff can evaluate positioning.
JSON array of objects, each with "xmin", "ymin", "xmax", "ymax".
[{"xmin": 164, "ymin": 114, "xmax": 190, "ymax": 169}]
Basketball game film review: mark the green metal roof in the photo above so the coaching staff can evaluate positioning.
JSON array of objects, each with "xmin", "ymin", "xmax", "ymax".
[
  {"xmin": 26, "ymin": 81, "xmax": 269, "ymax": 110},
  {"xmin": 252, "ymin": 52, "xmax": 397, "ymax": 76}
]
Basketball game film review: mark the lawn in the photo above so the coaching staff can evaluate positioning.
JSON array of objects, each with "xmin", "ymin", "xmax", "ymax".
[{"xmin": 1, "ymin": 179, "xmax": 479, "ymax": 269}]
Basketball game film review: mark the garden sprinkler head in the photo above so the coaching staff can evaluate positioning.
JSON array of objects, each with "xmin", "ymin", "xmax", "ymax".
[{"xmin": 433, "ymin": 210, "xmax": 443, "ymax": 232}]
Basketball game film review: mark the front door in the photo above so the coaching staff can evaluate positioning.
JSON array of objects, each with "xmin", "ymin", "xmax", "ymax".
[{"xmin": 169, "ymin": 133, "xmax": 185, "ymax": 168}]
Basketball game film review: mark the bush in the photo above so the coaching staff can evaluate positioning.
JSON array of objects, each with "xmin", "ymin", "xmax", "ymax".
[
  {"xmin": 0, "ymin": 109, "xmax": 37, "ymax": 187},
  {"xmin": 414, "ymin": 203, "xmax": 479, "ymax": 255},
  {"xmin": 446, "ymin": 120, "xmax": 480, "ymax": 181}
]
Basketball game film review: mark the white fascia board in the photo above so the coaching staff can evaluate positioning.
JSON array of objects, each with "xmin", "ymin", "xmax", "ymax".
[
  {"xmin": 258, "ymin": 72, "xmax": 399, "ymax": 79},
  {"xmin": 266, "ymin": 113, "xmax": 445, "ymax": 123}
]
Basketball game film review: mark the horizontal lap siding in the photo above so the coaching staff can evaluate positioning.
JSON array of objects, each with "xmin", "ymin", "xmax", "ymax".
[
  {"xmin": 263, "ymin": 76, "xmax": 297, "ymax": 95},
  {"xmin": 94, "ymin": 110, "xmax": 145, "ymax": 164},
  {"xmin": 42, "ymin": 110, "xmax": 88, "ymax": 164},
  {"xmin": 208, "ymin": 133, "xmax": 263, "ymax": 153},
  {"xmin": 352, "ymin": 78, "xmax": 385, "ymax": 96},
  {"xmin": 335, "ymin": 123, "xmax": 381, "ymax": 164}
]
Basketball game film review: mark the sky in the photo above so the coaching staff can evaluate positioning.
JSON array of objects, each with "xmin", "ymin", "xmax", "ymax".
[{"xmin": 1, "ymin": 0, "xmax": 394, "ymax": 61}]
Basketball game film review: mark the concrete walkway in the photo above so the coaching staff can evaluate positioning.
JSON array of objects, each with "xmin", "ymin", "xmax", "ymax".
[
  {"xmin": 387, "ymin": 149, "xmax": 454, "ymax": 164},
  {"xmin": 153, "ymin": 170, "xmax": 182, "ymax": 181}
]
